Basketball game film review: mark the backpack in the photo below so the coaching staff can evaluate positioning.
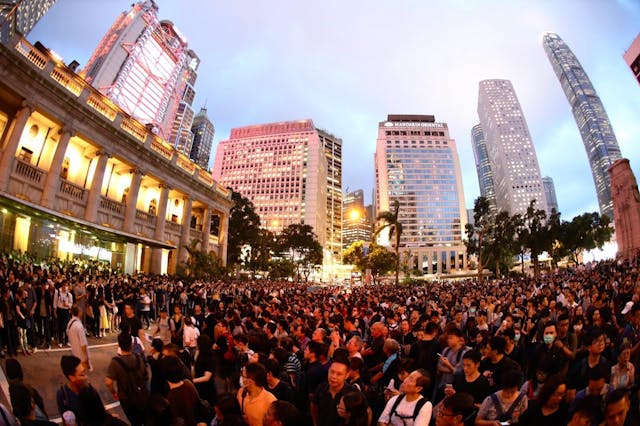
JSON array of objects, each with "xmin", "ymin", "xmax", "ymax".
[
  {"xmin": 389, "ymin": 393, "xmax": 429, "ymax": 424},
  {"xmin": 490, "ymin": 392, "xmax": 525, "ymax": 422},
  {"xmin": 112, "ymin": 355, "xmax": 150, "ymax": 412}
]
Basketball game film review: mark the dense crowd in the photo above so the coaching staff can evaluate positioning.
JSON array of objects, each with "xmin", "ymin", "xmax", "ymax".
[{"xmin": 0, "ymin": 251, "xmax": 640, "ymax": 426}]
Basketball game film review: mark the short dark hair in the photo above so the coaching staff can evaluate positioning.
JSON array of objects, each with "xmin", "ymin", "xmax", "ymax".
[
  {"xmin": 264, "ymin": 358, "xmax": 281, "ymax": 376},
  {"xmin": 245, "ymin": 362, "xmax": 268, "ymax": 388},
  {"xmin": 463, "ymin": 349, "xmax": 482, "ymax": 364},
  {"xmin": 588, "ymin": 364, "xmax": 608, "ymax": 381},
  {"xmin": 489, "ymin": 335, "xmax": 507, "ymax": 354},
  {"xmin": 442, "ymin": 392, "xmax": 475, "ymax": 420},
  {"xmin": 424, "ymin": 321, "xmax": 440, "ymax": 334},
  {"xmin": 584, "ymin": 328, "xmax": 604, "ymax": 347},
  {"xmin": 500, "ymin": 369, "xmax": 522, "ymax": 389},
  {"xmin": 604, "ymin": 388, "xmax": 630, "ymax": 410},
  {"xmin": 60, "ymin": 355, "xmax": 82, "ymax": 379},
  {"xmin": 118, "ymin": 332, "xmax": 133, "ymax": 352},
  {"xmin": 269, "ymin": 400, "xmax": 303, "ymax": 426}
]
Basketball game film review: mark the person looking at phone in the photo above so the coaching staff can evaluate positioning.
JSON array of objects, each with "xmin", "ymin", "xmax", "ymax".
[
  {"xmin": 435, "ymin": 328, "xmax": 468, "ymax": 402},
  {"xmin": 479, "ymin": 336, "xmax": 521, "ymax": 393},
  {"xmin": 476, "ymin": 369, "xmax": 528, "ymax": 426},
  {"xmin": 446, "ymin": 350, "xmax": 491, "ymax": 408}
]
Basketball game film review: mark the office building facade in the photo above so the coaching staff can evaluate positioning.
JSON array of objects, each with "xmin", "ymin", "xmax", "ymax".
[
  {"xmin": 212, "ymin": 120, "xmax": 333, "ymax": 253},
  {"xmin": 0, "ymin": 36, "xmax": 231, "ymax": 274},
  {"xmin": 82, "ymin": 1, "xmax": 198, "ymax": 154},
  {"xmin": 624, "ymin": 33, "xmax": 640, "ymax": 86},
  {"xmin": 342, "ymin": 189, "xmax": 371, "ymax": 251},
  {"xmin": 477, "ymin": 79, "xmax": 547, "ymax": 215},
  {"xmin": 0, "ymin": 0, "xmax": 57, "ymax": 43},
  {"xmin": 543, "ymin": 32, "xmax": 622, "ymax": 219},
  {"xmin": 471, "ymin": 123, "xmax": 497, "ymax": 209},
  {"xmin": 374, "ymin": 114, "xmax": 467, "ymax": 274},
  {"xmin": 542, "ymin": 176, "xmax": 559, "ymax": 214},
  {"xmin": 318, "ymin": 129, "xmax": 342, "ymax": 261},
  {"xmin": 189, "ymin": 107, "xmax": 215, "ymax": 169}
]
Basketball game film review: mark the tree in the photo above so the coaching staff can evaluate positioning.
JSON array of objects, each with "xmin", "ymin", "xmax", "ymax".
[
  {"xmin": 342, "ymin": 241, "xmax": 369, "ymax": 274},
  {"xmin": 559, "ymin": 212, "xmax": 613, "ymax": 264},
  {"xmin": 367, "ymin": 244, "xmax": 397, "ymax": 284},
  {"xmin": 373, "ymin": 200, "xmax": 403, "ymax": 286},
  {"xmin": 180, "ymin": 238, "xmax": 225, "ymax": 281},
  {"xmin": 517, "ymin": 200, "xmax": 559, "ymax": 277},
  {"xmin": 465, "ymin": 197, "xmax": 491, "ymax": 282},
  {"xmin": 227, "ymin": 190, "xmax": 261, "ymax": 267},
  {"xmin": 276, "ymin": 223, "xmax": 323, "ymax": 281},
  {"xmin": 245, "ymin": 228, "xmax": 276, "ymax": 277}
]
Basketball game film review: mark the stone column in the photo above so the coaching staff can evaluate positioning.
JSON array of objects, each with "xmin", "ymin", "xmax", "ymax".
[
  {"xmin": 122, "ymin": 168, "xmax": 144, "ymax": 233},
  {"xmin": 150, "ymin": 184, "xmax": 170, "ymax": 274},
  {"xmin": 41, "ymin": 126, "xmax": 74, "ymax": 208},
  {"xmin": 84, "ymin": 151, "xmax": 110, "ymax": 223},
  {"xmin": 454, "ymin": 249, "xmax": 460, "ymax": 270},
  {"xmin": 178, "ymin": 196, "xmax": 193, "ymax": 263},
  {"xmin": 218, "ymin": 212, "xmax": 229, "ymax": 266},
  {"xmin": 0, "ymin": 102, "xmax": 34, "ymax": 190},
  {"xmin": 436, "ymin": 250, "xmax": 442, "ymax": 274},
  {"xmin": 201, "ymin": 206, "xmax": 212, "ymax": 253},
  {"xmin": 445, "ymin": 250, "xmax": 452, "ymax": 273},
  {"xmin": 462, "ymin": 252, "xmax": 468, "ymax": 270}
]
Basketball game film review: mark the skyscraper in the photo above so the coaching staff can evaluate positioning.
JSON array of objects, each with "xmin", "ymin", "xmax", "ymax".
[
  {"xmin": 82, "ymin": 1, "xmax": 199, "ymax": 153},
  {"xmin": 213, "ymin": 119, "xmax": 345, "ymax": 256},
  {"xmin": 0, "ymin": 0, "xmax": 57, "ymax": 43},
  {"xmin": 317, "ymin": 129, "xmax": 343, "ymax": 262},
  {"xmin": 542, "ymin": 176, "xmax": 559, "ymax": 214},
  {"xmin": 543, "ymin": 32, "xmax": 622, "ymax": 219},
  {"xmin": 342, "ymin": 189, "xmax": 371, "ymax": 250},
  {"xmin": 374, "ymin": 114, "xmax": 467, "ymax": 274},
  {"xmin": 189, "ymin": 106, "xmax": 215, "ymax": 169},
  {"xmin": 624, "ymin": 33, "xmax": 640, "ymax": 86},
  {"xmin": 477, "ymin": 79, "xmax": 547, "ymax": 215},
  {"xmin": 471, "ymin": 123, "xmax": 497, "ymax": 209}
]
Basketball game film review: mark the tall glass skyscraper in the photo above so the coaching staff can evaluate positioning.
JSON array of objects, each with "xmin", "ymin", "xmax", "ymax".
[
  {"xmin": 82, "ymin": 1, "xmax": 199, "ymax": 154},
  {"xmin": 477, "ymin": 79, "xmax": 547, "ymax": 215},
  {"xmin": 189, "ymin": 106, "xmax": 215, "ymax": 169},
  {"xmin": 374, "ymin": 114, "xmax": 467, "ymax": 274},
  {"xmin": 542, "ymin": 176, "xmax": 559, "ymax": 214},
  {"xmin": 471, "ymin": 123, "xmax": 497, "ymax": 209},
  {"xmin": 543, "ymin": 32, "xmax": 622, "ymax": 219},
  {"xmin": 0, "ymin": 0, "xmax": 57, "ymax": 43}
]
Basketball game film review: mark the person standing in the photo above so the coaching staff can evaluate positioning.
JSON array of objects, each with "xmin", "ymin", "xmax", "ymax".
[
  {"xmin": 53, "ymin": 281, "xmax": 73, "ymax": 347},
  {"xmin": 67, "ymin": 305, "xmax": 91, "ymax": 371}
]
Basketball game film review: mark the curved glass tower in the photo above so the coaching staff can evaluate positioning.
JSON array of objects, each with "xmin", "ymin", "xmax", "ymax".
[{"xmin": 542, "ymin": 32, "xmax": 621, "ymax": 219}]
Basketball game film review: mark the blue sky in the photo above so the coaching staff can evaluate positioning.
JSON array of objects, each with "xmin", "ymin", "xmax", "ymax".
[{"xmin": 29, "ymin": 0, "xmax": 640, "ymax": 221}]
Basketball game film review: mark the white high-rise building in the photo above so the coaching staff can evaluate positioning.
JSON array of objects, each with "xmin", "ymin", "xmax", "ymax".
[
  {"xmin": 0, "ymin": 0, "xmax": 57, "ymax": 43},
  {"xmin": 374, "ymin": 114, "xmax": 468, "ymax": 274},
  {"xmin": 477, "ymin": 79, "xmax": 547, "ymax": 215}
]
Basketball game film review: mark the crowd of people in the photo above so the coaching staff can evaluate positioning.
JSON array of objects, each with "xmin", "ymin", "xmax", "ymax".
[{"xmin": 0, "ymin": 250, "xmax": 640, "ymax": 426}]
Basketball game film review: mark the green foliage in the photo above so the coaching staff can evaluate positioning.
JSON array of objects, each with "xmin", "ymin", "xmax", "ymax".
[
  {"xmin": 557, "ymin": 212, "xmax": 613, "ymax": 264},
  {"xmin": 227, "ymin": 190, "xmax": 261, "ymax": 267},
  {"xmin": 276, "ymin": 223, "xmax": 323, "ymax": 281},
  {"xmin": 342, "ymin": 241, "xmax": 396, "ymax": 284},
  {"xmin": 342, "ymin": 241, "xmax": 368, "ymax": 273},
  {"xmin": 267, "ymin": 258, "xmax": 296, "ymax": 280},
  {"xmin": 373, "ymin": 200, "xmax": 402, "ymax": 286},
  {"xmin": 517, "ymin": 200, "xmax": 560, "ymax": 277},
  {"xmin": 244, "ymin": 228, "xmax": 276, "ymax": 276},
  {"xmin": 182, "ymin": 239, "xmax": 226, "ymax": 281}
]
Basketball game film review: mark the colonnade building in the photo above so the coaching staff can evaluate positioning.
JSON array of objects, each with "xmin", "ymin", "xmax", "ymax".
[{"xmin": 0, "ymin": 36, "xmax": 232, "ymax": 274}]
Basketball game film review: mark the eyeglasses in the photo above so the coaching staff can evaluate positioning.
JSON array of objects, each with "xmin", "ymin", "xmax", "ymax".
[{"xmin": 437, "ymin": 410, "xmax": 456, "ymax": 417}]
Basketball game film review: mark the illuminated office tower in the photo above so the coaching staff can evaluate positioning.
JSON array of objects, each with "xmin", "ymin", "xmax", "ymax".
[
  {"xmin": 318, "ymin": 129, "xmax": 343, "ymax": 261},
  {"xmin": 212, "ymin": 120, "xmax": 334, "ymax": 250},
  {"xmin": 374, "ymin": 114, "xmax": 468, "ymax": 274},
  {"xmin": 0, "ymin": 0, "xmax": 57, "ymax": 43},
  {"xmin": 471, "ymin": 123, "xmax": 497, "ymax": 209},
  {"xmin": 342, "ymin": 189, "xmax": 371, "ymax": 250},
  {"xmin": 477, "ymin": 79, "xmax": 547, "ymax": 215},
  {"xmin": 624, "ymin": 33, "xmax": 640, "ymax": 86},
  {"xmin": 543, "ymin": 33, "xmax": 621, "ymax": 219},
  {"xmin": 82, "ymin": 1, "xmax": 199, "ymax": 152},
  {"xmin": 189, "ymin": 107, "xmax": 215, "ymax": 169},
  {"xmin": 542, "ymin": 176, "xmax": 559, "ymax": 214}
]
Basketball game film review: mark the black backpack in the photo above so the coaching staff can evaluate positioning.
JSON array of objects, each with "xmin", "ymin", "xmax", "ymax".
[
  {"xmin": 113, "ymin": 355, "xmax": 150, "ymax": 412},
  {"xmin": 389, "ymin": 393, "xmax": 429, "ymax": 424}
]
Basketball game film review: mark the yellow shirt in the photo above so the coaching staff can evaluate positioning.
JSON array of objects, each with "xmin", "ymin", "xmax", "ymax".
[{"xmin": 237, "ymin": 387, "xmax": 277, "ymax": 426}]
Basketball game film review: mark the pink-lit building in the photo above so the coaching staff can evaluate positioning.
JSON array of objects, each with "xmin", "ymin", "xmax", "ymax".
[
  {"xmin": 213, "ymin": 120, "xmax": 344, "ymax": 257},
  {"xmin": 624, "ymin": 32, "xmax": 640, "ymax": 86},
  {"xmin": 81, "ymin": 1, "xmax": 198, "ymax": 154}
]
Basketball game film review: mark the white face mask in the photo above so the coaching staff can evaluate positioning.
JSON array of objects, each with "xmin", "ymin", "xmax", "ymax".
[{"xmin": 573, "ymin": 324, "xmax": 583, "ymax": 332}]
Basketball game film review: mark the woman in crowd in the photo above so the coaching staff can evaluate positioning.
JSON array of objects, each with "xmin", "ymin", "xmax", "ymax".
[
  {"xmin": 193, "ymin": 334, "xmax": 216, "ymax": 405},
  {"xmin": 337, "ymin": 391, "xmax": 371, "ymax": 426},
  {"xmin": 518, "ymin": 374, "xmax": 568, "ymax": 426},
  {"xmin": 475, "ymin": 369, "xmax": 527, "ymax": 426}
]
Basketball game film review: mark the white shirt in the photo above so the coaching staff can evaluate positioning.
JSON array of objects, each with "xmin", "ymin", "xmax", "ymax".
[
  {"xmin": 378, "ymin": 394, "xmax": 432, "ymax": 426},
  {"xmin": 67, "ymin": 316, "xmax": 88, "ymax": 362},
  {"xmin": 183, "ymin": 325, "xmax": 200, "ymax": 348}
]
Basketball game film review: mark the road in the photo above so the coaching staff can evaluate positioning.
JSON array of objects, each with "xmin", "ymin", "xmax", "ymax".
[{"xmin": 0, "ymin": 332, "xmax": 129, "ymax": 424}]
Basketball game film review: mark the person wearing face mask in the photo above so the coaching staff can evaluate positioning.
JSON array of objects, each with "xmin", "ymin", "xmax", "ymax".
[
  {"xmin": 529, "ymin": 321, "xmax": 568, "ymax": 380},
  {"xmin": 501, "ymin": 328, "xmax": 523, "ymax": 367}
]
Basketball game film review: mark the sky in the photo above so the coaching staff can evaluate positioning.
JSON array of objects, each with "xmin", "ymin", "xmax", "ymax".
[{"xmin": 28, "ymin": 0, "xmax": 640, "ymax": 221}]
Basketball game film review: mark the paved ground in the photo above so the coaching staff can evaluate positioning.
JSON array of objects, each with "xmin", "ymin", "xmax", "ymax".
[{"xmin": 0, "ymin": 332, "xmax": 129, "ymax": 423}]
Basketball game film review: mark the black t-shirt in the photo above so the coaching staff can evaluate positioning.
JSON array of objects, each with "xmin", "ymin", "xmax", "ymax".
[
  {"xmin": 409, "ymin": 339, "xmax": 440, "ymax": 375},
  {"xmin": 312, "ymin": 382, "xmax": 358, "ymax": 426},
  {"xmin": 120, "ymin": 315, "xmax": 143, "ymax": 337},
  {"xmin": 268, "ymin": 380, "xmax": 294, "ymax": 403},
  {"xmin": 479, "ymin": 355, "xmax": 521, "ymax": 392},
  {"xmin": 452, "ymin": 372, "xmax": 491, "ymax": 404}
]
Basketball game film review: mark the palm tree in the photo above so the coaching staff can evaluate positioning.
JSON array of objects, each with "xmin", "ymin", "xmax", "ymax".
[{"xmin": 373, "ymin": 199, "xmax": 402, "ymax": 286}]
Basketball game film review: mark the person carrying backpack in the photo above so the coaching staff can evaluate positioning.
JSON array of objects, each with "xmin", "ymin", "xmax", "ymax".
[
  {"xmin": 378, "ymin": 370, "xmax": 433, "ymax": 426},
  {"xmin": 105, "ymin": 332, "xmax": 150, "ymax": 426}
]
